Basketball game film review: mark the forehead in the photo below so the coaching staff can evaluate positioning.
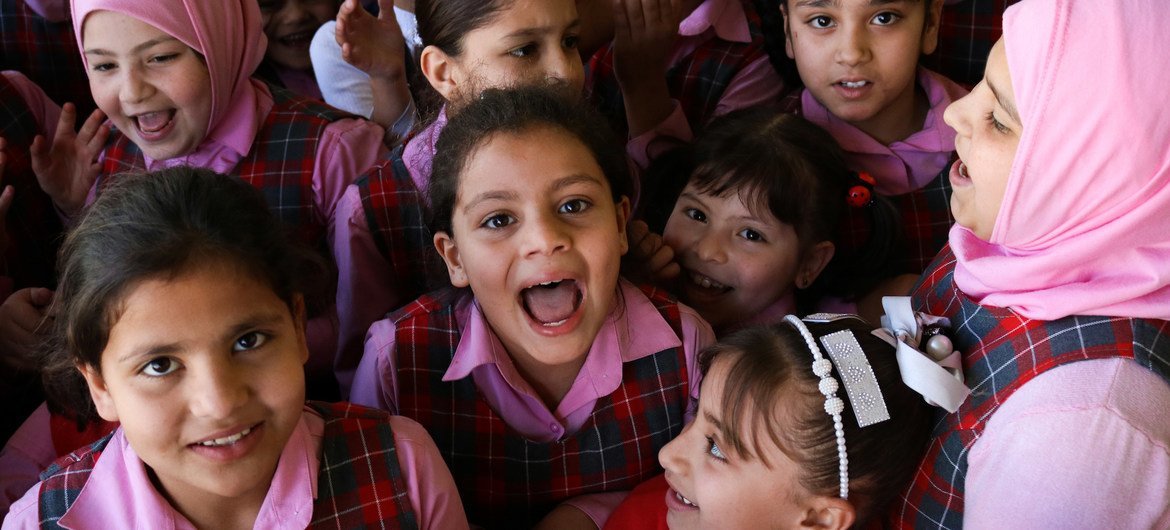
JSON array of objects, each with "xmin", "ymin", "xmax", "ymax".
[
  {"xmin": 466, "ymin": 0, "xmax": 578, "ymax": 36},
  {"xmin": 82, "ymin": 10, "xmax": 169, "ymax": 45},
  {"xmin": 457, "ymin": 126, "xmax": 608, "ymax": 201}
]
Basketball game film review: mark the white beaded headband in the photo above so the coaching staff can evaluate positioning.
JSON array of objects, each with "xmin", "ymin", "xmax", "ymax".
[{"xmin": 785, "ymin": 314, "xmax": 891, "ymax": 500}]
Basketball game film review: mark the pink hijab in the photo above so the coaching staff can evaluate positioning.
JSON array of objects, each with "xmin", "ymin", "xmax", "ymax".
[
  {"xmin": 71, "ymin": 0, "xmax": 268, "ymax": 160},
  {"xmin": 951, "ymin": 0, "xmax": 1170, "ymax": 321}
]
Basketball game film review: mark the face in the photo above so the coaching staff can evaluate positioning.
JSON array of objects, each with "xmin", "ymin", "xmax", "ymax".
[
  {"xmin": 82, "ymin": 262, "xmax": 308, "ymax": 510},
  {"xmin": 83, "ymin": 10, "xmax": 213, "ymax": 161},
  {"xmin": 662, "ymin": 185, "xmax": 808, "ymax": 331},
  {"xmin": 659, "ymin": 355, "xmax": 832, "ymax": 529},
  {"xmin": 434, "ymin": 126, "xmax": 630, "ymax": 379},
  {"xmin": 943, "ymin": 39, "xmax": 1020, "ymax": 241},
  {"xmin": 784, "ymin": 0, "xmax": 941, "ymax": 143},
  {"xmin": 435, "ymin": 0, "xmax": 585, "ymax": 106},
  {"xmin": 259, "ymin": 0, "xmax": 339, "ymax": 71}
]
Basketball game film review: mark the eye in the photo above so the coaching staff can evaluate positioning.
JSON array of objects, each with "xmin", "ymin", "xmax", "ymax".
[
  {"xmin": 481, "ymin": 213, "xmax": 515, "ymax": 229},
  {"xmin": 141, "ymin": 357, "xmax": 179, "ymax": 377},
  {"xmin": 559, "ymin": 198, "xmax": 591, "ymax": 214},
  {"xmin": 232, "ymin": 331, "xmax": 269, "ymax": 352},
  {"xmin": 684, "ymin": 207, "xmax": 707, "ymax": 223},
  {"xmin": 737, "ymin": 228, "xmax": 765, "ymax": 242},
  {"xmin": 91, "ymin": 62, "xmax": 115, "ymax": 73},
  {"xmin": 150, "ymin": 53, "xmax": 180, "ymax": 64},
  {"xmin": 808, "ymin": 15, "xmax": 834, "ymax": 29},
  {"xmin": 706, "ymin": 435, "xmax": 727, "ymax": 461},
  {"xmin": 509, "ymin": 44, "xmax": 538, "ymax": 58},
  {"xmin": 563, "ymin": 35, "xmax": 579, "ymax": 49},
  {"xmin": 871, "ymin": 11, "xmax": 900, "ymax": 25},
  {"xmin": 985, "ymin": 111, "xmax": 1010, "ymax": 134}
]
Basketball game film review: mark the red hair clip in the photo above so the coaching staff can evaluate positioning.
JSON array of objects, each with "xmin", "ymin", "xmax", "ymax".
[{"xmin": 847, "ymin": 172, "xmax": 875, "ymax": 208}]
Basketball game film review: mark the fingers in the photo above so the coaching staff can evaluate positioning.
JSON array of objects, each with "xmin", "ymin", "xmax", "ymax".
[
  {"xmin": 612, "ymin": 0, "xmax": 632, "ymax": 40},
  {"xmin": 28, "ymin": 288, "xmax": 54, "ymax": 308}
]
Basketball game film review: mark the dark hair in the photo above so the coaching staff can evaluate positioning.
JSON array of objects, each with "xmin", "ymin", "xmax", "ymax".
[
  {"xmin": 426, "ymin": 85, "xmax": 632, "ymax": 236},
  {"xmin": 751, "ymin": 0, "xmax": 802, "ymax": 93},
  {"xmin": 42, "ymin": 167, "xmax": 324, "ymax": 427},
  {"xmin": 412, "ymin": 0, "xmax": 512, "ymax": 121},
  {"xmin": 701, "ymin": 318, "xmax": 933, "ymax": 527},
  {"xmin": 641, "ymin": 109, "xmax": 900, "ymax": 307}
]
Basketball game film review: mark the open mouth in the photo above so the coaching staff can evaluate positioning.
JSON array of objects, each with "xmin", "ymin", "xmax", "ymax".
[
  {"xmin": 958, "ymin": 161, "xmax": 970, "ymax": 179},
  {"xmin": 278, "ymin": 28, "xmax": 316, "ymax": 48},
  {"xmin": 838, "ymin": 80, "xmax": 870, "ymax": 89},
  {"xmin": 520, "ymin": 279, "xmax": 583, "ymax": 327},
  {"xmin": 192, "ymin": 425, "xmax": 256, "ymax": 448},
  {"xmin": 675, "ymin": 490, "xmax": 698, "ymax": 508},
  {"xmin": 686, "ymin": 270, "xmax": 732, "ymax": 294},
  {"xmin": 133, "ymin": 110, "xmax": 175, "ymax": 135}
]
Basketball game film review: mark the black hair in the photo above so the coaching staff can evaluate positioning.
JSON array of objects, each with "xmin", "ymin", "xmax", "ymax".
[
  {"xmin": 41, "ymin": 167, "xmax": 324, "ymax": 427},
  {"xmin": 412, "ymin": 0, "xmax": 512, "ymax": 121},
  {"xmin": 426, "ymin": 85, "xmax": 631, "ymax": 236}
]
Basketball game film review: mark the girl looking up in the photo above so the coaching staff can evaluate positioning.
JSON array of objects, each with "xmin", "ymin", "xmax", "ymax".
[
  {"xmin": 2, "ymin": 167, "xmax": 466, "ymax": 530},
  {"xmin": 351, "ymin": 87, "xmax": 714, "ymax": 529}
]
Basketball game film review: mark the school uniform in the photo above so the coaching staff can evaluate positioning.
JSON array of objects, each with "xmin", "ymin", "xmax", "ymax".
[
  {"xmin": 351, "ymin": 280, "xmax": 714, "ymax": 528},
  {"xmin": 585, "ymin": 0, "xmax": 783, "ymax": 169},
  {"xmin": 890, "ymin": 246, "xmax": 1170, "ymax": 528},
  {"xmin": 801, "ymin": 67, "xmax": 968, "ymax": 274},
  {"xmin": 253, "ymin": 59, "xmax": 324, "ymax": 100},
  {"xmin": 0, "ymin": 0, "xmax": 94, "ymax": 116},
  {"xmin": 3, "ymin": 402, "xmax": 467, "ymax": 529}
]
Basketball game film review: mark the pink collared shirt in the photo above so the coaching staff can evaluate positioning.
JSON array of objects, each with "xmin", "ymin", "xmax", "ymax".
[
  {"xmin": 2, "ymin": 406, "xmax": 468, "ymax": 530},
  {"xmin": 625, "ymin": 0, "xmax": 785, "ymax": 168},
  {"xmin": 350, "ymin": 280, "xmax": 715, "ymax": 525},
  {"xmin": 801, "ymin": 67, "xmax": 968, "ymax": 195}
]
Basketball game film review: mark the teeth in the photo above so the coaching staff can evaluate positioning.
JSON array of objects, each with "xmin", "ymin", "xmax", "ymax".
[
  {"xmin": 676, "ymin": 492, "xmax": 697, "ymax": 507},
  {"xmin": 841, "ymin": 80, "xmax": 867, "ymax": 88},
  {"xmin": 537, "ymin": 280, "xmax": 561, "ymax": 287},
  {"xmin": 198, "ymin": 427, "xmax": 252, "ymax": 447},
  {"xmin": 689, "ymin": 271, "xmax": 727, "ymax": 290}
]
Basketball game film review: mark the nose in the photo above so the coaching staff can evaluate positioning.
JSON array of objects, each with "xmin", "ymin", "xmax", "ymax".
[
  {"xmin": 188, "ymin": 360, "xmax": 249, "ymax": 420},
  {"xmin": 545, "ymin": 47, "xmax": 585, "ymax": 92},
  {"xmin": 658, "ymin": 421, "xmax": 693, "ymax": 473},
  {"xmin": 119, "ymin": 65, "xmax": 154, "ymax": 105},
  {"xmin": 835, "ymin": 24, "xmax": 871, "ymax": 67},
  {"xmin": 521, "ymin": 213, "xmax": 571, "ymax": 258},
  {"xmin": 693, "ymin": 230, "xmax": 727, "ymax": 264},
  {"xmin": 942, "ymin": 89, "xmax": 974, "ymax": 136},
  {"xmin": 280, "ymin": 0, "xmax": 312, "ymax": 24}
]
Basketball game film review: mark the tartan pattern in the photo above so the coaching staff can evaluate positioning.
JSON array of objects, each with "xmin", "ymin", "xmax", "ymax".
[
  {"xmin": 0, "ymin": 74, "xmax": 63, "ymax": 289},
  {"xmin": 923, "ymin": 0, "xmax": 1022, "ymax": 88},
  {"xmin": 392, "ymin": 286, "xmax": 691, "ymax": 528},
  {"xmin": 356, "ymin": 146, "xmax": 442, "ymax": 299},
  {"xmin": 839, "ymin": 161, "xmax": 955, "ymax": 275},
  {"xmin": 0, "ymin": 0, "xmax": 94, "ymax": 116},
  {"xmin": 37, "ymin": 403, "xmax": 418, "ymax": 529},
  {"xmin": 308, "ymin": 401, "xmax": 419, "ymax": 530},
  {"xmin": 889, "ymin": 245, "xmax": 1170, "ymax": 529},
  {"xmin": 584, "ymin": 0, "xmax": 767, "ymax": 138},
  {"xmin": 98, "ymin": 85, "xmax": 351, "ymax": 245}
]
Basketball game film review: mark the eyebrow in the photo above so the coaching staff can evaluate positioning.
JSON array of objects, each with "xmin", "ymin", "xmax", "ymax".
[
  {"xmin": 987, "ymin": 78, "xmax": 1021, "ymax": 125},
  {"xmin": 703, "ymin": 410, "xmax": 724, "ymax": 430},
  {"xmin": 461, "ymin": 173, "xmax": 604, "ymax": 214},
  {"xmin": 504, "ymin": 18, "xmax": 581, "ymax": 40},
  {"xmin": 793, "ymin": 0, "xmax": 905, "ymax": 8},
  {"xmin": 115, "ymin": 311, "xmax": 285, "ymax": 364},
  {"xmin": 84, "ymin": 36, "xmax": 181, "ymax": 57}
]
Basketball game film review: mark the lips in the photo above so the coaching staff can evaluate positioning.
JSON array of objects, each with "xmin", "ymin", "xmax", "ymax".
[
  {"xmin": 520, "ymin": 279, "xmax": 583, "ymax": 326},
  {"xmin": 949, "ymin": 159, "xmax": 972, "ymax": 187},
  {"xmin": 277, "ymin": 28, "xmax": 315, "ymax": 48}
]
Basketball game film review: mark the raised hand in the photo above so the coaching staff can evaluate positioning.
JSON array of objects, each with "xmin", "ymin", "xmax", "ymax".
[
  {"xmin": 335, "ymin": 0, "xmax": 407, "ymax": 79},
  {"xmin": 30, "ymin": 103, "xmax": 109, "ymax": 216},
  {"xmin": 0, "ymin": 287, "xmax": 54, "ymax": 373},
  {"xmin": 611, "ymin": 0, "xmax": 681, "ymax": 135},
  {"xmin": 623, "ymin": 219, "xmax": 681, "ymax": 286}
]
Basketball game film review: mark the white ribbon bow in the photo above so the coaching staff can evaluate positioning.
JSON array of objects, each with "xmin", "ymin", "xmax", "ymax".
[{"xmin": 873, "ymin": 297, "xmax": 971, "ymax": 413}]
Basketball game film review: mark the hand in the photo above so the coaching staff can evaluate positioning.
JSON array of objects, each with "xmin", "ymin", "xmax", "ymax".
[
  {"xmin": 336, "ymin": 0, "xmax": 407, "ymax": 81},
  {"xmin": 0, "ymin": 138, "xmax": 13, "ymax": 255},
  {"xmin": 611, "ymin": 0, "xmax": 680, "ymax": 90},
  {"xmin": 30, "ymin": 103, "xmax": 108, "ymax": 216},
  {"xmin": 0, "ymin": 287, "xmax": 54, "ymax": 373},
  {"xmin": 622, "ymin": 219, "xmax": 681, "ymax": 286}
]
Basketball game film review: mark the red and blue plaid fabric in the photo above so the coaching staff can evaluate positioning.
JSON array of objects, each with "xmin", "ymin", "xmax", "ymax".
[
  {"xmin": 584, "ymin": 0, "xmax": 767, "ymax": 139},
  {"xmin": 393, "ymin": 286, "xmax": 691, "ymax": 528},
  {"xmin": 38, "ymin": 403, "xmax": 418, "ymax": 529},
  {"xmin": 0, "ymin": 74, "xmax": 63, "ymax": 290},
  {"xmin": 923, "ymin": 0, "xmax": 1022, "ymax": 88},
  {"xmin": 0, "ymin": 0, "xmax": 95, "ymax": 116},
  {"xmin": 839, "ymin": 161, "xmax": 955, "ymax": 276},
  {"xmin": 355, "ymin": 147, "xmax": 444, "ymax": 300},
  {"xmin": 888, "ymin": 245, "xmax": 1170, "ymax": 529},
  {"xmin": 98, "ymin": 85, "xmax": 351, "ymax": 246}
]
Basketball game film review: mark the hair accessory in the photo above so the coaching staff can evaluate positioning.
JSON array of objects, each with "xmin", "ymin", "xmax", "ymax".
[
  {"xmin": 785, "ymin": 314, "xmax": 850, "ymax": 499},
  {"xmin": 846, "ymin": 172, "xmax": 876, "ymax": 208},
  {"xmin": 873, "ymin": 297, "xmax": 971, "ymax": 413}
]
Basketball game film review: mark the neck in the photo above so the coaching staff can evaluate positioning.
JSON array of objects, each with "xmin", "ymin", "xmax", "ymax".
[
  {"xmin": 507, "ymin": 347, "xmax": 587, "ymax": 411},
  {"xmin": 852, "ymin": 77, "xmax": 930, "ymax": 146},
  {"xmin": 149, "ymin": 468, "xmax": 267, "ymax": 530}
]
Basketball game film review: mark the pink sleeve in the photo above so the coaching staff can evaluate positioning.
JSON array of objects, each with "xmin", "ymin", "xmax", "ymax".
[
  {"xmin": 332, "ymin": 185, "xmax": 401, "ymax": 396},
  {"xmin": 1, "ymin": 71, "xmax": 60, "ymax": 137},
  {"xmin": 562, "ymin": 492, "xmax": 630, "ymax": 529},
  {"xmin": 678, "ymin": 304, "xmax": 715, "ymax": 424},
  {"xmin": 0, "ymin": 404, "xmax": 55, "ymax": 518},
  {"xmin": 711, "ymin": 56, "xmax": 785, "ymax": 117},
  {"xmin": 349, "ymin": 318, "xmax": 401, "ymax": 413},
  {"xmin": 965, "ymin": 358, "xmax": 1170, "ymax": 529},
  {"xmin": 1, "ymin": 483, "xmax": 38, "ymax": 529},
  {"xmin": 389, "ymin": 415, "xmax": 469, "ymax": 530}
]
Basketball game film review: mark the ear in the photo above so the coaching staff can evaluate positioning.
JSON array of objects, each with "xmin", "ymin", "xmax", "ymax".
[
  {"xmin": 796, "ymin": 241, "xmax": 835, "ymax": 289},
  {"xmin": 434, "ymin": 231, "xmax": 470, "ymax": 287},
  {"xmin": 920, "ymin": 0, "xmax": 944, "ymax": 56},
  {"xmin": 79, "ymin": 363, "xmax": 120, "ymax": 423},
  {"xmin": 291, "ymin": 293, "xmax": 309, "ymax": 364},
  {"xmin": 781, "ymin": 4, "xmax": 795, "ymax": 59},
  {"xmin": 419, "ymin": 44, "xmax": 461, "ymax": 102},
  {"xmin": 615, "ymin": 196, "xmax": 632, "ymax": 256},
  {"xmin": 800, "ymin": 495, "xmax": 856, "ymax": 530}
]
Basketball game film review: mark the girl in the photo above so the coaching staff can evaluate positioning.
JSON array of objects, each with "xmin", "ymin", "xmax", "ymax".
[
  {"xmin": 252, "ymin": 0, "xmax": 342, "ymax": 99},
  {"xmin": 329, "ymin": 0, "xmax": 587, "ymax": 393},
  {"xmin": 2, "ymin": 167, "xmax": 467, "ymax": 529},
  {"xmin": 607, "ymin": 314, "xmax": 941, "ymax": 529},
  {"xmin": 639, "ymin": 110, "xmax": 898, "ymax": 333},
  {"xmin": 33, "ymin": 0, "xmax": 390, "ymax": 395},
  {"xmin": 770, "ymin": 0, "xmax": 968, "ymax": 274},
  {"xmin": 350, "ymin": 87, "xmax": 714, "ymax": 529},
  {"xmin": 894, "ymin": 0, "xmax": 1170, "ymax": 527}
]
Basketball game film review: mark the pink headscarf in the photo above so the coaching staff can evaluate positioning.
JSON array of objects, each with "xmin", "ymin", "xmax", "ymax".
[
  {"xmin": 71, "ymin": 0, "xmax": 268, "ymax": 160},
  {"xmin": 951, "ymin": 0, "xmax": 1170, "ymax": 320}
]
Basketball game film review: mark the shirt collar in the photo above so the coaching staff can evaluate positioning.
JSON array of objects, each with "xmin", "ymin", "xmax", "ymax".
[{"xmin": 679, "ymin": 0, "xmax": 752, "ymax": 43}]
